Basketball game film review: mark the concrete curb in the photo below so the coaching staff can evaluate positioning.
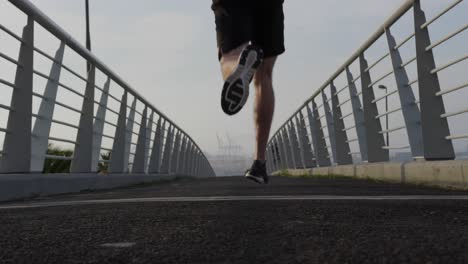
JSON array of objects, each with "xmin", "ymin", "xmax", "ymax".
[
  {"xmin": 0, "ymin": 173, "xmax": 188, "ymax": 202},
  {"xmin": 282, "ymin": 160, "xmax": 468, "ymax": 190}
]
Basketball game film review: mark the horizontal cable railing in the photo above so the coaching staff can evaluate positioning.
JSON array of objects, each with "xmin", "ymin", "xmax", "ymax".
[
  {"xmin": 266, "ymin": 0, "xmax": 468, "ymax": 174},
  {"xmin": 0, "ymin": 0, "xmax": 215, "ymax": 177}
]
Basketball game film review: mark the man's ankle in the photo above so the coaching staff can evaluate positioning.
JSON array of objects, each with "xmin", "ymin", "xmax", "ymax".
[{"xmin": 254, "ymin": 160, "xmax": 266, "ymax": 166}]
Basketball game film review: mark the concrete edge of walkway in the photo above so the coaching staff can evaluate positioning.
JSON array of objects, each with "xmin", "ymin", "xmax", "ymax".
[
  {"xmin": 0, "ymin": 173, "xmax": 193, "ymax": 202},
  {"xmin": 278, "ymin": 160, "xmax": 468, "ymax": 190}
]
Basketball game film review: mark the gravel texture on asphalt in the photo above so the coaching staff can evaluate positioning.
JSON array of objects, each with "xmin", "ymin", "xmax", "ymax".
[{"xmin": 0, "ymin": 176, "xmax": 467, "ymax": 264}]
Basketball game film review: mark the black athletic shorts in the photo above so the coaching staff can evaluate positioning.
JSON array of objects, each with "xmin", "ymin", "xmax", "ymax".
[{"xmin": 211, "ymin": 0, "xmax": 285, "ymax": 60}]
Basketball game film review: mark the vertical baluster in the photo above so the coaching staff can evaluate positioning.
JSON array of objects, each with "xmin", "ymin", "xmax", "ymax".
[
  {"xmin": 148, "ymin": 118, "xmax": 164, "ymax": 174},
  {"xmin": 160, "ymin": 125, "xmax": 173, "ymax": 174},
  {"xmin": 270, "ymin": 138, "xmax": 277, "ymax": 171},
  {"xmin": 360, "ymin": 54, "xmax": 389, "ymax": 162},
  {"xmin": 413, "ymin": 0, "xmax": 454, "ymax": 160},
  {"xmin": 278, "ymin": 132, "xmax": 288, "ymax": 170},
  {"xmin": 179, "ymin": 136, "xmax": 187, "ymax": 174},
  {"xmin": 71, "ymin": 64, "xmax": 95, "ymax": 173},
  {"xmin": 109, "ymin": 91, "xmax": 127, "ymax": 173},
  {"xmin": 288, "ymin": 121, "xmax": 301, "ymax": 168},
  {"xmin": 2, "ymin": 17, "xmax": 34, "ymax": 173},
  {"xmin": 266, "ymin": 145, "xmax": 273, "ymax": 173},
  {"xmin": 386, "ymin": 29, "xmax": 424, "ymax": 158},
  {"xmin": 330, "ymin": 82, "xmax": 353, "ymax": 165},
  {"xmin": 123, "ymin": 98, "xmax": 137, "ymax": 172},
  {"xmin": 346, "ymin": 68, "xmax": 368, "ymax": 162},
  {"xmin": 144, "ymin": 111, "xmax": 154, "ymax": 173},
  {"xmin": 322, "ymin": 91, "xmax": 337, "ymax": 163},
  {"xmin": 273, "ymin": 137, "xmax": 282, "ymax": 171},
  {"xmin": 31, "ymin": 42, "xmax": 65, "ymax": 172},
  {"xmin": 132, "ymin": 106, "xmax": 148, "ymax": 173},
  {"xmin": 91, "ymin": 77, "xmax": 110, "ymax": 171},
  {"xmin": 308, "ymin": 102, "xmax": 331, "ymax": 167},
  {"xmin": 186, "ymin": 143, "xmax": 194, "ymax": 175},
  {"xmin": 281, "ymin": 128, "xmax": 292, "ymax": 169},
  {"xmin": 296, "ymin": 113, "xmax": 316, "ymax": 168},
  {"xmin": 170, "ymin": 131, "xmax": 181, "ymax": 173}
]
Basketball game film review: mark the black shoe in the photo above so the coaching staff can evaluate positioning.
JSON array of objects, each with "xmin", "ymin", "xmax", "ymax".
[
  {"xmin": 221, "ymin": 45, "xmax": 264, "ymax": 116},
  {"xmin": 245, "ymin": 160, "xmax": 269, "ymax": 184}
]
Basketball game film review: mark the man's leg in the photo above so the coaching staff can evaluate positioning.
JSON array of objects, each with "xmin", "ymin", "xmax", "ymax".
[
  {"xmin": 219, "ymin": 43, "xmax": 249, "ymax": 80},
  {"xmin": 253, "ymin": 57, "xmax": 276, "ymax": 161}
]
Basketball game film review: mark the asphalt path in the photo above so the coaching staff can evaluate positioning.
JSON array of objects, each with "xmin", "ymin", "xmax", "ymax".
[{"xmin": 1, "ymin": 176, "xmax": 467, "ymax": 263}]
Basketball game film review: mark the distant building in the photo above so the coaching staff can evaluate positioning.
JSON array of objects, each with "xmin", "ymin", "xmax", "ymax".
[
  {"xmin": 209, "ymin": 154, "xmax": 250, "ymax": 176},
  {"xmin": 208, "ymin": 134, "xmax": 251, "ymax": 176}
]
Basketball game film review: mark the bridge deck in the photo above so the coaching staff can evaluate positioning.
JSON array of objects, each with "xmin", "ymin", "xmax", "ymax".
[{"xmin": 1, "ymin": 176, "xmax": 467, "ymax": 263}]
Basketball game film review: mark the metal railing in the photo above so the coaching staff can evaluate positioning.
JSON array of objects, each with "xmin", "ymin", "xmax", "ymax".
[
  {"xmin": 0, "ymin": 0, "xmax": 215, "ymax": 177},
  {"xmin": 266, "ymin": 0, "xmax": 468, "ymax": 174}
]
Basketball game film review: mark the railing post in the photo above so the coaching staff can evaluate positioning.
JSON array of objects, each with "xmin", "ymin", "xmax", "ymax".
[
  {"xmin": 148, "ymin": 118, "xmax": 164, "ymax": 173},
  {"xmin": 109, "ymin": 91, "xmax": 127, "ymax": 173},
  {"xmin": 297, "ymin": 112, "xmax": 316, "ymax": 168},
  {"xmin": 308, "ymin": 102, "xmax": 331, "ymax": 167},
  {"xmin": 270, "ymin": 138, "xmax": 277, "ymax": 171},
  {"xmin": 193, "ymin": 150, "xmax": 200, "ymax": 177},
  {"xmin": 386, "ymin": 29, "xmax": 424, "ymax": 158},
  {"xmin": 292, "ymin": 120, "xmax": 304, "ymax": 168},
  {"xmin": 198, "ymin": 154, "xmax": 203, "ymax": 177},
  {"xmin": 272, "ymin": 139, "xmax": 280, "ymax": 171},
  {"xmin": 182, "ymin": 142, "xmax": 190, "ymax": 175},
  {"xmin": 144, "ymin": 111, "xmax": 154, "ymax": 173},
  {"xmin": 186, "ymin": 143, "xmax": 194, "ymax": 175},
  {"xmin": 330, "ymin": 81, "xmax": 353, "ymax": 165},
  {"xmin": 266, "ymin": 146, "xmax": 272, "ymax": 173},
  {"xmin": 179, "ymin": 136, "xmax": 187, "ymax": 174},
  {"xmin": 123, "ymin": 97, "xmax": 137, "ymax": 172},
  {"xmin": 282, "ymin": 128, "xmax": 294, "ymax": 169},
  {"xmin": 346, "ymin": 68, "xmax": 368, "ymax": 162},
  {"xmin": 413, "ymin": 0, "xmax": 454, "ymax": 160},
  {"xmin": 1, "ymin": 17, "xmax": 34, "ymax": 173},
  {"xmin": 71, "ymin": 65, "xmax": 95, "ymax": 173},
  {"xmin": 360, "ymin": 54, "xmax": 389, "ymax": 162},
  {"xmin": 321, "ymin": 91, "xmax": 337, "ymax": 163},
  {"xmin": 177, "ymin": 135, "xmax": 185, "ymax": 174},
  {"xmin": 198, "ymin": 153, "xmax": 203, "ymax": 177},
  {"xmin": 202, "ymin": 159, "xmax": 206, "ymax": 177},
  {"xmin": 31, "ymin": 42, "xmax": 65, "ymax": 172},
  {"xmin": 170, "ymin": 131, "xmax": 181, "ymax": 173},
  {"xmin": 160, "ymin": 125, "xmax": 173, "ymax": 174},
  {"xmin": 277, "ymin": 134, "xmax": 287, "ymax": 170},
  {"xmin": 132, "ymin": 106, "xmax": 148, "ymax": 174},
  {"xmin": 91, "ymin": 77, "xmax": 110, "ymax": 172},
  {"xmin": 269, "ymin": 139, "xmax": 276, "ymax": 171},
  {"xmin": 287, "ymin": 122, "xmax": 299, "ymax": 169}
]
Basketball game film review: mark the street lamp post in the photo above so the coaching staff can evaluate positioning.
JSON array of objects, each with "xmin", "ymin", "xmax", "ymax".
[{"xmin": 378, "ymin": 85, "xmax": 389, "ymax": 147}]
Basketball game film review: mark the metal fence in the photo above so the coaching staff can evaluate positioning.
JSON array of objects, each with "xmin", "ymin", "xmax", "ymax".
[
  {"xmin": 0, "ymin": 0, "xmax": 215, "ymax": 177},
  {"xmin": 267, "ymin": 0, "xmax": 468, "ymax": 174}
]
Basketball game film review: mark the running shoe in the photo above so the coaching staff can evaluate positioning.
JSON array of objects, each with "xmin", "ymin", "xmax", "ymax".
[
  {"xmin": 245, "ymin": 160, "xmax": 269, "ymax": 184},
  {"xmin": 221, "ymin": 45, "xmax": 264, "ymax": 115}
]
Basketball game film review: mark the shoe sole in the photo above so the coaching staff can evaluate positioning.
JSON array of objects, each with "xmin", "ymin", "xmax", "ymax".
[
  {"xmin": 221, "ymin": 46, "xmax": 263, "ymax": 115},
  {"xmin": 245, "ymin": 175, "xmax": 265, "ymax": 184}
]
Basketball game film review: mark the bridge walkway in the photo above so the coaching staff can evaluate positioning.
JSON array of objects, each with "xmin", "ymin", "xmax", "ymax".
[{"xmin": 1, "ymin": 176, "xmax": 467, "ymax": 263}]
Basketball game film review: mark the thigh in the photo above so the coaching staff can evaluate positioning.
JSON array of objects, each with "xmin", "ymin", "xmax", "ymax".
[
  {"xmin": 212, "ymin": 0, "xmax": 254, "ymax": 60},
  {"xmin": 252, "ymin": 0, "xmax": 285, "ymax": 58}
]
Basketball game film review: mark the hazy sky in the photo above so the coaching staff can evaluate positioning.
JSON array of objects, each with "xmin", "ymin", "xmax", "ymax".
[{"xmin": 0, "ymin": 0, "xmax": 467, "ymax": 158}]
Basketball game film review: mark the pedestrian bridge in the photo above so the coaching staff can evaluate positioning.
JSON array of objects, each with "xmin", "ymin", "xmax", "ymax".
[
  {"xmin": 1, "ymin": 0, "xmax": 468, "ymax": 262},
  {"xmin": 0, "ymin": 0, "xmax": 467, "ymax": 201}
]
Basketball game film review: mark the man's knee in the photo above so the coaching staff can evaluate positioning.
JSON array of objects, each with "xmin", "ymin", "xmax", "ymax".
[{"xmin": 254, "ymin": 57, "xmax": 277, "ymax": 87}]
